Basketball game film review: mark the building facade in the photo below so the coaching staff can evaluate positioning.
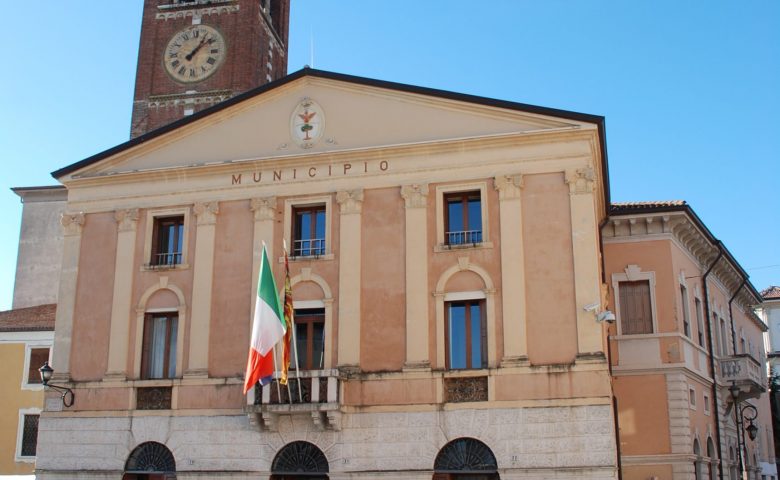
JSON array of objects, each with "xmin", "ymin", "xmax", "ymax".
[
  {"xmin": 0, "ymin": 305, "xmax": 55, "ymax": 476},
  {"xmin": 36, "ymin": 69, "xmax": 618, "ymax": 479},
  {"xmin": 604, "ymin": 203, "xmax": 775, "ymax": 480}
]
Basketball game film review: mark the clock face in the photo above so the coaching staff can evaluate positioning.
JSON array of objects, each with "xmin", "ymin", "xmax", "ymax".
[{"xmin": 163, "ymin": 25, "xmax": 226, "ymax": 83}]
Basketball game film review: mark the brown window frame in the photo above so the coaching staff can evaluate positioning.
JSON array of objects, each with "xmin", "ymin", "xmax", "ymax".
[
  {"xmin": 140, "ymin": 313, "xmax": 178, "ymax": 380},
  {"xmin": 27, "ymin": 347, "xmax": 50, "ymax": 384},
  {"xmin": 618, "ymin": 280, "xmax": 653, "ymax": 335},
  {"xmin": 443, "ymin": 190, "xmax": 482, "ymax": 246},
  {"xmin": 444, "ymin": 299, "xmax": 487, "ymax": 370},
  {"xmin": 291, "ymin": 204, "xmax": 326, "ymax": 257},
  {"xmin": 292, "ymin": 308, "xmax": 325, "ymax": 371},
  {"xmin": 150, "ymin": 215, "xmax": 184, "ymax": 266}
]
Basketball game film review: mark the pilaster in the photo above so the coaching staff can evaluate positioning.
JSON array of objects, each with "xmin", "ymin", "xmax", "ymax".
[
  {"xmin": 187, "ymin": 201, "xmax": 219, "ymax": 378},
  {"xmin": 494, "ymin": 174, "xmax": 528, "ymax": 365},
  {"xmin": 50, "ymin": 212, "xmax": 85, "ymax": 382},
  {"xmin": 336, "ymin": 189, "xmax": 363, "ymax": 368},
  {"xmin": 247, "ymin": 197, "xmax": 276, "ymax": 405},
  {"xmin": 105, "ymin": 209, "xmax": 139, "ymax": 381},
  {"xmin": 565, "ymin": 167, "xmax": 603, "ymax": 356},
  {"xmin": 400, "ymin": 184, "xmax": 430, "ymax": 370},
  {"xmin": 666, "ymin": 372, "xmax": 693, "ymax": 455}
]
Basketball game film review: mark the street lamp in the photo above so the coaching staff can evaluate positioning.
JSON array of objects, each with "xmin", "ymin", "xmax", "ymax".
[
  {"xmin": 39, "ymin": 362, "xmax": 74, "ymax": 408},
  {"xmin": 729, "ymin": 381, "xmax": 758, "ymax": 477}
]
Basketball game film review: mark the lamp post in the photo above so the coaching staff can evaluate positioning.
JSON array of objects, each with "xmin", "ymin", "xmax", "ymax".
[
  {"xmin": 39, "ymin": 362, "xmax": 74, "ymax": 408},
  {"xmin": 729, "ymin": 382, "xmax": 758, "ymax": 479}
]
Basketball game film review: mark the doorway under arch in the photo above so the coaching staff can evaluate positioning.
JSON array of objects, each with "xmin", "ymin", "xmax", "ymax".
[
  {"xmin": 433, "ymin": 437, "xmax": 499, "ymax": 480},
  {"xmin": 122, "ymin": 441, "xmax": 176, "ymax": 480},
  {"xmin": 270, "ymin": 440, "xmax": 329, "ymax": 480}
]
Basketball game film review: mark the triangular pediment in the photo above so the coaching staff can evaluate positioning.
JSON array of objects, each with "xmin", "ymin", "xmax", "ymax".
[{"xmin": 58, "ymin": 70, "xmax": 600, "ymax": 180}]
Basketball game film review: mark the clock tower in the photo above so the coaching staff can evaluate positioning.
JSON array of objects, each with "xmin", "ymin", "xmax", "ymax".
[{"xmin": 130, "ymin": 0, "xmax": 290, "ymax": 138}]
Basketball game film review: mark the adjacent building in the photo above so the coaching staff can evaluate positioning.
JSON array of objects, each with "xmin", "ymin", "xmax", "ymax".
[{"xmin": 604, "ymin": 202, "xmax": 774, "ymax": 479}]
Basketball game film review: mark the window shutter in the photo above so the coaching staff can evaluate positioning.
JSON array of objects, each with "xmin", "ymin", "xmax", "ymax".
[
  {"xmin": 140, "ymin": 314, "xmax": 153, "ymax": 379},
  {"xmin": 619, "ymin": 280, "xmax": 652, "ymax": 334}
]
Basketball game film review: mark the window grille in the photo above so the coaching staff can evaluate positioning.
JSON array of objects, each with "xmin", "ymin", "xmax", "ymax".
[{"xmin": 20, "ymin": 414, "xmax": 39, "ymax": 457}]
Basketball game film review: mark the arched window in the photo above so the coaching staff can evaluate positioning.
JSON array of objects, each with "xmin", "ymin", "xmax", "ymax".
[
  {"xmin": 271, "ymin": 441, "xmax": 329, "ymax": 480},
  {"xmin": 706, "ymin": 437, "xmax": 716, "ymax": 480},
  {"xmin": 433, "ymin": 438, "xmax": 499, "ymax": 480},
  {"xmin": 123, "ymin": 441, "xmax": 176, "ymax": 480},
  {"xmin": 693, "ymin": 439, "xmax": 701, "ymax": 480}
]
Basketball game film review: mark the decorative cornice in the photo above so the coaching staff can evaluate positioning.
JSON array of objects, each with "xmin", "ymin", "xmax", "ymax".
[
  {"xmin": 336, "ymin": 189, "xmax": 364, "ymax": 215},
  {"xmin": 400, "ymin": 184, "xmax": 428, "ymax": 209},
  {"xmin": 147, "ymin": 90, "xmax": 232, "ymax": 109},
  {"xmin": 60, "ymin": 212, "xmax": 85, "ymax": 236},
  {"xmin": 156, "ymin": 1, "xmax": 239, "ymax": 21},
  {"xmin": 565, "ymin": 167, "xmax": 596, "ymax": 195},
  {"xmin": 604, "ymin": 211, "xmax": 764, "ymax": 322},
  {"xmin": 250, "ymin": 197, "xmax": 276, "ymax": 221},
  {"xmin": 114, "ymin": 208, "xmax": 139, "ymax": 232},
  {"xmin": 193, "ymin": 202, "xmax": 219, "ymax": 225},
  {"xmin": 493, "ymin": 174, "xmax": 524, "ymax": 200}
]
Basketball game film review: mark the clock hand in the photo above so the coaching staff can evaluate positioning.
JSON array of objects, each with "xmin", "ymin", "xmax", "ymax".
[{"xmin": 185, "ymin": 36, "xmax": 209, "ymax": 61}]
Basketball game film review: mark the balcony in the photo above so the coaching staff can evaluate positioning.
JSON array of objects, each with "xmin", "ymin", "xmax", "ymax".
[
  {"xmin": 719, "ymin": 354, "xmax": 766, "ymax": 400},
  {"xmin": 245, "ymin": 369, "xmax": 341, "ymax": 431}
]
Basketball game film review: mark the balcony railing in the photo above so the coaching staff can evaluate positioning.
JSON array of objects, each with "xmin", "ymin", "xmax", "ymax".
[
  {"xmin": 252, "ymin": 369, "xmax": 339, "ymax": 407},
  {"xmin": 720, "ymin": 354, "xmax": 766, "ymax": 399},
  {"xmin": 292, "ymin": 238, "xmax": 326, "ymax": 257},
  {"xmin": 445, "ymin": 230, "xmax": 483, "ymax": 246},
  {"xmin": 148, "ymin": 252, "xmax": 182, "ymax": 268}
]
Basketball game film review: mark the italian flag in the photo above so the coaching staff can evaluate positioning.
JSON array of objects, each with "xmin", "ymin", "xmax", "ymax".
[{"xmin": 243, "ymin": 244, "xmax": 287, "ymax": 394}]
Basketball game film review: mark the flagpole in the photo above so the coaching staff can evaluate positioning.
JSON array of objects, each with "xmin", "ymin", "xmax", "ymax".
[
  {"xmin": 284, "ymin": 239, "xmax": 304, "ymax": 402},
  {"xmin": 272, "ymin": 341, "xmax": 281, "ymax": 403}
]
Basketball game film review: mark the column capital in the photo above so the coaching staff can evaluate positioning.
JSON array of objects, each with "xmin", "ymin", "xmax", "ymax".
[
  {"xmin": 336, "ymin": 189, "xmax": 364, "ymax": 215},
  {"xmin": 564, "ymin": 167, "xmax": 596, "ymax": 195},
  {"xmin": 114, "ymin": 208, "xmax": 140, "ymax": 232},
  {"xmin": 400, "ymin": 184, "xmax": 429, "ymax": 208},
  {"xmin": 193, "ymin": 201, "xmax": 219, "ymax": 225},
  {"xmin": 61, "ymin": 212, "xmax": 85, "ymax": 236},
  {"xmin": 493, "ymin": 174, "xmax": 523, "ymax": 200},
  {"xmin": 250, "ymin": 197, "xmax": 276, "ymax": 221}
]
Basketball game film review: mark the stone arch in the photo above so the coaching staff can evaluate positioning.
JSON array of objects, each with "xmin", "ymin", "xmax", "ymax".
[
  {"xmin": 706, "ymin": 436, "xmax": 717, "ymax": 480},
  {"xmin": 133, "ymin": 278, "xmax": 187, "ymax": 379},
  {"xmin": 433, "ymin": 437, "xmax": 499, "ymax": 479},
  {"xmin": 123, "ymin": 441, "xmax": 176, "ymax": 479},
  {"xmin": 289, "ymin": 268, "xmax": 333, "ymax": 369},
  {"xmin": 270, "ymin": 441, "xmax": 329, "ymax": 479},
  {"xmin": 434, "ymin": 258, "xmax": 497, "ymax": 369}
]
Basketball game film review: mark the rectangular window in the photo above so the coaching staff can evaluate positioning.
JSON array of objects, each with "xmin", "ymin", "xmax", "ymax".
[
  {"xmin": 444, "ymin": 191, "xmax": 482, "ymax": 245},
  {"xmin": 445, "ymin": 300, "xmax": 486, "ymax": 370},
  {"xmin": 20, "ymin": 414, "xmax": 39, "ymax": 457},
  {"xmin": 719, "ymin": 317, "xmax": 729, "ymax": 356},
  {"xmin": 619, "ymin": 280, "xmax": 653, "ymax": 334},
  {"xmin": 293, "ymin": 309, "xmax": 325, "ymax": 370},
  {"xmin": 695, "ymin": 298, "xmax": 705, "ymax": 348},
  {"xmin": 151, "ymin": 215, "xmax": 184, "ymax": 266},
  {"xmin": 689, "ymin": 387, "xmax": 696, "ymax": 409},
  {"xmin": 27, "ymin": 347, "xmax": 50, "ymax": 384},
  {"xmin": 292, "ymin": 205, "xmax": 326, "ymax": 257},
  {"xmin": 681, "ymin": 285, "xmax": 691, "ymax": 338},
  {"xmin": 140, "ymin": 313, "xmax": 178, "ymax": 379},
  {"xmin": 704, "ymin": 393, "xmax": 710, "ymax": 414}
]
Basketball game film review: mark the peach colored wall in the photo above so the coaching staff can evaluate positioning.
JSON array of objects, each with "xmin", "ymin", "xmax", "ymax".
[
  {"xmin": 604, "ymin": 240, "xmax": 676, "ymax": 336},
  {"xmin": 522, "ymin": 173, "xmax": 576, "ymax": 365},
  {"xmin": 669, "ymin": 243, "xmax": 708, "ymax": 347},
  {"xmin": 209, "ymin": 200, "xmax": 253, "ymax": 378},
  {"xmin": 360, "ymin": 188, "xmax": 405, "ymax": 372},
  {"xmin": 614, "ymin": 374, "xmax": 671, "ymax": 455},
  {"xmin": 494, "ymin": 369, "xmax": 610, "ymax": 400},
  {"xmin": 178, "ymin": 384, "xmax": 244, "ymax": 409},
  {"xmin": 446, "ymin": 271, "xmax": 484, "ymax": 291},
  {"xmin": 66, "ymin": 385, "xmax": 130, "ymax": 412},
  {"xmin": 345, "ymin": 378, "xmax": 437, "ymax": 406},
  {"xmin": 129, "ymin": 207, "xmax": 195, "ymax": 377},
  {"xmin": 686, "ymin": 376, "xmax": 718, "ymax": 456},
  {"xmin": 427, "ymin": 179, "xmax": 504, "ymax": 365},
  {"xmin": 70, "ymin": 212, "xmax": 117, "ymax": 381}
]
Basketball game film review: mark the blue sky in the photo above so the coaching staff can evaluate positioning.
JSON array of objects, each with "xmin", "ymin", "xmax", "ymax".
[{"xmin": 0, "ymin": 1, "xmax": 778, "ymax": 310}]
